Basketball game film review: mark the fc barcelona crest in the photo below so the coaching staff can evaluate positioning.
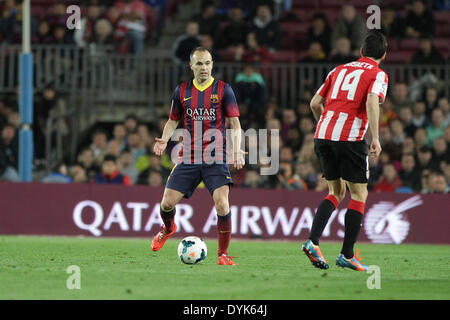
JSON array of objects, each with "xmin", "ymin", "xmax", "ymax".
[{"xmin": 210, "ymin": 94, "xmax": 219, "ymax": 103}]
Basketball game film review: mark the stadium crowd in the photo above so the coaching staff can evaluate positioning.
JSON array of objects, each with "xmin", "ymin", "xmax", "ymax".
[{"xmin": 0, "ymin": 0, "xmax": 449, "ymax": 194}]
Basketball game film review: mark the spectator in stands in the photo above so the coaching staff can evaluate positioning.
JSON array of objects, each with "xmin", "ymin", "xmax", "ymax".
[
  {"xmin": 444, "ymin": 161, "xmax": 450, "ymax": 185},
  {"xmin": 192, "ymin": 0, "xmax": 220, "ymax": 40},
  {"xmin": 91, "ymin": 19, "xmax": 115, "ymax": 48},
  {"xmin": 33, "ymin": 21, "xmax": 53, "ymax": 44},
  {"xmin": 329, "ymin": 37, "xmax": 357, "ymax": 64},
  {"xmin": 78, "ymin": 147, "xmax": 100, "ymax": 180},
  {"xmin": 90, "ymin": 130, "xmax": 108, "ymax": 165},
  {"xmin": 391, "ymin": 82, "xmax": 413, "ymax": 113},
  {"xmin": 430, "ymin": 136, "xmax": 449, "ymax": 170},
  {"xmin": 405, "ymin": 0, "xmax": 435, "ymax": 38},
  {"xmin": 417, "ymin": 145, "xmax": 433, "ymax": 171},
  {"xmin": 398, "ymin": 106, "xmax": 417, "ymax": 137},
  {"xmin": 173, "ymin": 20, "xmax": 201, "ymax": 64},
  {"xmin": 52, "ymin": 24, "xmax": 73, "ymax": 45},
  {"xmin": 280, "ymin": 108, "xmax": 297, "ymax": 142},
  {"xmin": 330, "ymin": 4, "xmax": 367, "ymax": 57},
  {"xmin": 381, "ymin": 126, "xmax": 402, "ymax": 161},
  {"xmin": 118, "ymin": 149, "xmax": 138, "ymax": 184},
  {"xmin": 124, "ymin": 114, "xmax": 139, "ymax": 134},
  {"xmin": 106, "ymin": 140, "xmax": 121, "ymax": 158},
  {"xmin": 424, "ymin": 171, "xmax": 449, "ymax": 194},
  {"xmin": 414, "ymin": 127, "xmax": 428, "ymax": 152},
  {"xmin": 402, "ymin": 137, "xmax": 416, "ymax": 155},
  {"xmin": 74, "ymin": 2, "xmax": 103, "ymax": 48},
  {"xmin": 380, "ymin": 5, "xmax": 405, "ymax": 38},
  {"xmin": 0, "ymin": 123, "xmax": 19, "ymax": 181},
  {"xmin": 306, "ymin": 13, "xmax": 331, "ymax": 56},
  {"xmin": 127, "ymin": 130, "xmax": 146, "ymax": 164},
  {"xmin": 115, "ymin": 0, "xmax": 148, "ymax": 55},
  {"xmin": 41, "ymin": 163, "xmax": 72, "ymax": 184},
  {"xmin": 299, "ymin": 117, "xmax": 314, "ymax": 139},
  {"xmin": 234, "ymin": 63, "xmax": 266, "ymax": 124},
  {"xmin": 235, "ymin": 32, "xmax": 273, "ymax": 64},
  {"xmin": 399, "ymin": 153, "xmax": 421, "ymax": 191},
  {"xmin": 293, "ymin": 161, "xmax": 315, "ymax": 190},
  {"xmin": 46, "ymin": 3, "xmax": 68, "ymax": 29},
  {"xmin": 426, "ymin": 108, "xmax": 446, "ymax": 145},
  {"xmin": 285, "ymin": 127, "xmax": 302, "ymax": 153},
  {"xmin": 373, "ymin": 163, "xmax": 402, "ymax": 192},
  {"xmin": 93, "ymin": 154, "xmax": 131, "ymax": 185},
  {"xmin": 390, "ymin": 118, "xmax": 406, "ymax": 145},
  {"xmin": 148, "ymin": 169, "xmax": 163, "ymax": 187},
  {"xmin": 438, "ymin": 97, "xmax": 450, "ymax": 126},
  {"xmin": 412, "ymin": 101, "xmax": 430, "ymax": 129},
  {"xmin": 216, "ymin": 7, "xmax": 249, "ymax": 49},
  {"xmin": 424, "ymin": 87, "xmax": 440, "ymax": 118},
  {"xmin": 250, "ymin": 4, "xmax": 281, "ymax": 51},
  {"xmin": 105, "ymin": 6, "xmax": 130, "ymax": 53},
  {"xmin": 279, "ymin": 161, "xmax": 307, "ymax": 190},
  {"xmin": 380, "ymin": 97, "xmax": 398, "ymax": 127},
  {"xmin": 301, "ymin": 41, "xmax": 327, "ymax": 63},
  {"xmin": 368, "ymin": 155, "xmax": 383, "ymax": 190},
  {"xmin": 200, "ymin": 34, "xmax": 219, "ymax": 63},
  {"xmin": 1, "ymin": 0, "xmax": 38, "ymax": 44},
  {"xmin": 70, "ymin": 163, "xmax": 88, "ymax": 183},
  {"xmin": 240, "ymin": 169, "xmax": 262, "ymax": 188},
  {"xmin": 411, "ymin": 37, "xmax": 446, "ymax": 65},
  {"xmin": 111, "ymin": 123, "xmax": 128, "ymax": 153}
]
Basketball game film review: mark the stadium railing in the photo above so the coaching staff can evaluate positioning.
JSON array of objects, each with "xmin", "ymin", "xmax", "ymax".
[{"xmin": 1, "ymin": 45, "xmax": 448, "ymax": 110}]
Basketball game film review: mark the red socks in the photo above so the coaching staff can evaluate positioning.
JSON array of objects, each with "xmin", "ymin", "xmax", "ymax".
[{"xmin": 217, "ymin": 213, "xmax": 231, "ymax": 256}]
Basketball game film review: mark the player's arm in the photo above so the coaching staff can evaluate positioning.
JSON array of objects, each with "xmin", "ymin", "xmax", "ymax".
[
  {"xmin": 228, "ymin": 116, "xmax": 246, "ymax": 170},
  {"xmin": 366, "ymin": 92, "xmax": 382, "ymax": 159},
  {"xmin": 154, "ymin": 86, "xmax": 182, "ymax": 156},
  {"xmin": 154, "ymin": 119, "xmax": 179, "ymax": 156},
  {"xmin": 310, "ymin": 67, "xmax": 335, "ymax": 121},
  {"xmin": 310, "ymin": 93, "xmax": 325, "ymax": 122}
]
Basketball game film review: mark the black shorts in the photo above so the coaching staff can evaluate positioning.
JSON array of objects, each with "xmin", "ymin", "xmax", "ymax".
[
  {"xmin": 314, "ymin": 139, "xmax": 369, "ymax": 183},
  {"xmin": 166, "ymin": 163, "xmax": 233, "ymax": 199}
]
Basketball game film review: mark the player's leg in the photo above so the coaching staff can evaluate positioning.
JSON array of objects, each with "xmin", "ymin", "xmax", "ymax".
[
  {"xmin": 302, "ymin": 178, "xmax": 345, "ymax": 269},
  {"xmin": 160, "ymin": 187, "xmax": 185, "ymax": 231},
  {"xmin": 302, "ymin": 139, "xmax": 342, "ymax": 269},
  {"xmin": 202, "ymin": 164, "xmax": 236, "ymax": 265},
  {"xmin": 151, "ymin": 164, "xmax": 201, "ymax": 251},
  {"xmin": 335, "ymin": 181, "xmax": 368, "ymax": 271},
  {"xmin": 151, "ymin": 187, "xmax": 184, "ymax": 251},
  {"xmin": 309, "ymin": 178, "xmax": 346, "ymax": 245},
  {"xmin": 335, "ymin": 141, "xmax": 369, "ymax": 271},
  {"xmin": 212, "ymin": 185, "xmax": 234, "ymax": 260}
]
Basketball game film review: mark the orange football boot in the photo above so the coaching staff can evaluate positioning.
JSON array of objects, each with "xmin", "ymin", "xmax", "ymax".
[
  {"xmin": 217, "ymin": 254, "xmax": 237, "ymax": 266},
  {"xmin": 151, "ymin": 223, "xmax": 177, "ymax": 251}
]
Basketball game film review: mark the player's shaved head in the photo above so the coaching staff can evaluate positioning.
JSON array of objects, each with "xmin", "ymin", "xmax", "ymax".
[{"xmin": 189, "ymin": 46, "xmax": 212, "ymax": 62}]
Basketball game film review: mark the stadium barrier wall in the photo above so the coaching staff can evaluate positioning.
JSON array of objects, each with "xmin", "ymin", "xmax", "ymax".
[{"xmin": 1, "ymin": 182, "xmax": 449, "ymax": 244}]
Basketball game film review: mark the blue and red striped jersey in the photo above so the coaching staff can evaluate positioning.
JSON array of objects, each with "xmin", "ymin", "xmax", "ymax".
[{"xmin": 169, "ymin": 77, "xmax": 240, "ymax": 164}]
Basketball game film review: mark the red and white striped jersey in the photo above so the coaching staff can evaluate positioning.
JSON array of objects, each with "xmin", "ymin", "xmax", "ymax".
[{"xmin": 314, "ymin": 57, "xmax": 389, "ymax": 142}]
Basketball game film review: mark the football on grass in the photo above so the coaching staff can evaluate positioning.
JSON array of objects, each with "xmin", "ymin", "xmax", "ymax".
[{"xmin": 177, "ymin": 236, "xmax": 207, "ymax": 264}]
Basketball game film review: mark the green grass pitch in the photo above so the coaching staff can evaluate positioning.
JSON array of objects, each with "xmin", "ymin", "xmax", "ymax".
[{"xmin": 1, "ymin": 235, "xmax": 449, "ymax": 300}]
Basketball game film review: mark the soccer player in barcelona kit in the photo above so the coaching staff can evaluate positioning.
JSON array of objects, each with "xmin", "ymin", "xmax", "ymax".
[
  {"xmin": 302, "ymin": 31, "xmax": 389, "ymax": 271},
  {"xmin": 151, "ymin": 47, "xmax": 246, "ymax": 266}
]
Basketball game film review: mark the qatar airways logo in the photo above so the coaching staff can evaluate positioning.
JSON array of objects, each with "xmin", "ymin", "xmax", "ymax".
[
  {"xmin": 186, "ymin": 108, "xmax": 216, "ymax": 121},
  {"xmin": 364, "ymin": 196, "xmax": 423, "ymax": 244}
]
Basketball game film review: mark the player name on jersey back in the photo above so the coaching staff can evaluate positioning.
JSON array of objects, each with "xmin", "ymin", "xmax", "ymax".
[{"xmin": 314, "ymin": 57, "xmax": 389, "ymax": 142}]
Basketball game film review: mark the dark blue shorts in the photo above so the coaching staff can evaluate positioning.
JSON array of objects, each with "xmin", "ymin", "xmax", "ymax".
[{"xmin": 165, "ymin": 163, "xmax": 233, "ymax": 199}]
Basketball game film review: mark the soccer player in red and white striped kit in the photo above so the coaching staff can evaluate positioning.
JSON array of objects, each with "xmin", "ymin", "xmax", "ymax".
[{"xmin": 302, "ymin": 31, "xmax": 389, "ymax": 272}]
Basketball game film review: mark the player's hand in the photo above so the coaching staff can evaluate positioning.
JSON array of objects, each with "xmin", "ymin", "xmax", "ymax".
[
  {"xmin": 369, "ymin": 138, "xmax": 382, "ymax": 159},
  {"xmin": 232, "ymin": 149, "xmax": 247, "ymax": 170},
  {"xmin": 153, "ymin": 138, "xmax": 167, "ymax": 156}
]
